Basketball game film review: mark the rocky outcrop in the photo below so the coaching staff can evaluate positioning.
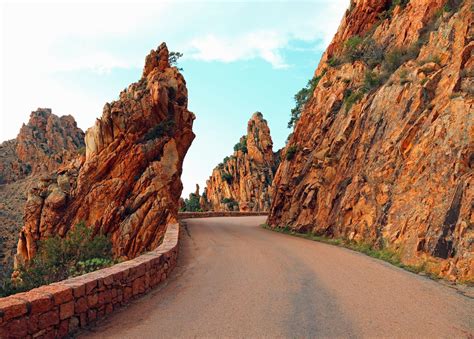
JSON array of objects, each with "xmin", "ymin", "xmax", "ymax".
[
  {"xmin": 0, "ymin": 178, "xmax": 34, "ymax": 280},
  {"xmin": 180, "ymin": 184, "xmax": 208, "ymax": 212},
  {"xmin": 206, "ymin": 112, "xmax": 280, "ymax": 212},
  {"xmin": 15, "ymin": 43, "xmax": 195, "ymax": 266},
  {"xmin": 0, "ymin": 109, "xmax": 84, "ymax": 184},
  {"xmin": 268, "ymin": 0, "xmax": 473, "ymax": 282},
  {"xmin": 199, "ymin": 187, "xmax": 211, "ymax": 211},
  {"xmin": 0, "ymin": 140, "xmax": 18, "ymax": 185},
  {"xmin": 0, "ymin": 110, "xmax": 84, "ymax": 279}
]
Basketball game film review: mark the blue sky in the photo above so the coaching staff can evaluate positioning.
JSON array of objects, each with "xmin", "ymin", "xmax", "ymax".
[{"xmin": 1, "ymin": 0, "xmax": 348, "ymax": 196}]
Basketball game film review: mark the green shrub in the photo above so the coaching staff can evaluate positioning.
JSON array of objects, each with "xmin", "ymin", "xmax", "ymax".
[
  {"xmin": 384, "ymin": 49, "xmax": 404, "ymax": 72},
  {"xmin": 399, "ymin": 68, "xmax": 412, "ymax": 84},
  {"xmin": 356, "ymin": 38, "xmax": 384, "ymax": 67},
  {"xmin": 24, "ymin": 164, "xmax": 32, "ymax": 175},
  {"xmin": 343, "ymin": 36, "xmax": 364, "ymax": 62},
  {"xmin": 184, "ymin": 193, "xmax": 201, "ymax": 212},
  {"xmin": 1, "ymin": 222, "xmax": 113, "ymax": 297},
  {"xmin": 344, "ymin": 89, "xmax": 364, "ymax": 112},
  {"xmin": 443, "ymin": 0, "xmax": 463, "ymax": 13},
  {"xmin": 77, "ymin": 147, "xmax": 86, "ymax": 156},
  {"xmin": 418, "ymin": 55, "xmax": 442, "ymax": 67},
  {"xmin": 327, "ymin": 57, "xmax": 341, "ymax": 67},
  {"xmin": 382, "ymin": 45, "xmax": 420, "ymax": 73},
  {"xmin": 221, "ymin": 197, "xmax": 239, "ymax": 210},
  {"xmin": 233, "ymin": 136, "xmax": 248, "ymax": 153},
  {"xmin": 341, "ymin": 34, "xmax": 419, "ymax": 73},
  {"xmin": 144, "ymin": 119, "xmax": 175, "ymax": 141},
  {"xmin": 288, "ymin": 73, "xmax": 324, "ymax": 128},
  {"xmin": 69, "ymin": 258, "xmax": 115, "ymax": 277},
  {"xmin": 363, "ymin": 71, "xmax": 383, "ymax": 92},
  {"xmin": 341, "ymin": 35, "xmax": 385, "ymax": 66},
  {"xmin": 390, "ymin": 0, "xmax": 410, "ymax": 11},
  {"xmin": 378, "ymin": 0, "xmax": 410, "ymax": 20},
  {"xmin": 345, "ymin": 36, "xmax": 363, "ymax": 50},
  {"xmin": 430, "ymin": 55, "xmax": 441, "ymax": 65},
  {"xmin": 169, "ymin": 51, "xmax": 183, "ymax": 71},
  {"xmin": 286, "ymin": 145, "xmax": 297, "ymax": 160},
  {"xmin": 335, "ymin": 5, "xmax": 443, "ymax": 74},
  {"xmin": 221, "ymin": 172, "xmax": 233, "ymax": 184},
  {"xmin": 399, "ymin": 68, "xmax": 408, "ymax": 79}
]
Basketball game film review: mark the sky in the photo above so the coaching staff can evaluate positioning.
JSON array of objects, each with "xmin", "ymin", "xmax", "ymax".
[{"xmin": 0, "ymin": 0, "xmax": 348, "ymax": 197}]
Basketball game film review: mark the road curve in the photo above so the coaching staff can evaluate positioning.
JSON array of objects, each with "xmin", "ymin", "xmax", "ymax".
[{"xmin": 82, "ymin": 216, "xmax": 473, "ymax": 338}]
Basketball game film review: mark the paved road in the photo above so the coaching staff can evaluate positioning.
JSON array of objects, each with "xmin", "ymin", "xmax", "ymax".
[{"xmin": 82, "ymin": 216, "xmax": 473, "ymax": 338}]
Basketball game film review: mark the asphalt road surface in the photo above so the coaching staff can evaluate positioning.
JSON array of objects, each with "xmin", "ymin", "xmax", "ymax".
[{"xmin": 82, "ymin": 216, "xmax": 473, "ymax": 338}]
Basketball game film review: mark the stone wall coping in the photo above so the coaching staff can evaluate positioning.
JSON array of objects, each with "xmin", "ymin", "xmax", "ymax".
[{"xmin": 178, "ymin": 211, "xmax": 268, "ymax": 219}]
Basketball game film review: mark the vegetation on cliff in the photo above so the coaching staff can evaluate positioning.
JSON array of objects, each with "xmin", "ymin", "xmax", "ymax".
[
  {"xmin": 288, "ymin": 74, "xmax": 324, "ymax": 129},
  {"xmin": 261, "ymin": 224, "xmax": 456, "ymax": 283},
  {"xmin": 0, "ymin": 110, "xmax": 85, "ymax": 284},
  {"xmin": 205, "ymin": 112, "xmax": 280, "ymax": 212},
  {"xmin": 182, "ymin": 193, "xmax": 202, "ymax": 212},
  {"xmin": 1, "ymin": 223, "xmax": 114, "ymax": 297},
  {"xmin": 15, "ymin": 42, "xmax": 195, "ymax": 267},
  {"xmin": 270, "ymin": 0, "xmax": 473, "ymax": 282}
]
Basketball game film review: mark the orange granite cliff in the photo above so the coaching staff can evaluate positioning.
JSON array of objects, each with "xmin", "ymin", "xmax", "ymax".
[{"xmin": 268, "ymin": 0, "xmax": 473, "ymax": 282}]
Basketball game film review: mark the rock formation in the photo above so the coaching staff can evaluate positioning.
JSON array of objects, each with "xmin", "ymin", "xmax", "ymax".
[
  {"xmin": 180, "ymin": 184, "xmax": 208, "ymax": 212},
  {"xmin": 268, "ymin": 0, "xmax": 473, "ymax": 282},
  {"xmin": 0, "ymin": 178, "xmax": 34, "ymax": 280},
  {"xmin": 206, "ymin": 112, "xmax": 280, "ymax": 212},
  {"xmin": 0, "ymin": 110, "xmax": 84, "ymax": 279},
  {"xmin": 15, "ymin": 43, "xmax": 195, "ymax": 266},
  {"xmin": 0, "ymin": 109, "xmax": 85, "ymax": 184},
  {"xmin": 199, "ymin": 187, "xmax": 211, "ymax": 211},
  {"xmin": 193, "ymin": 184, "xmax": 211, "ymax": 211}
]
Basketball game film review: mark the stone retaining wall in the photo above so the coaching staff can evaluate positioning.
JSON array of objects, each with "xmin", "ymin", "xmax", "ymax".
[
  {"xmin": 178, "ymin": 211, "xmax": 268, "ymax": 219},
  {"xmin": 0, "ymin": 223, "xmax": 179, "ymax": 338}
]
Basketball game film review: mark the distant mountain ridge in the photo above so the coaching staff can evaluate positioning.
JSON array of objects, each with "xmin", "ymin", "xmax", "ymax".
[{"xmin": 0, "ymin": 108, "xmax": 85, "ymax": 184}]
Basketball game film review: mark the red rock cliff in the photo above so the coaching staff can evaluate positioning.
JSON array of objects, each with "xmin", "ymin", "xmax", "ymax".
[
  {"xmin": 15, "ymin": 43, "xmax": 195, "ymax": 265},
  {"xmin": 0, "ymin": 109, "xmax": 84, "ymax": 184},
  {"xmin": 206, "ymin": 112, "xmax": 279, "ymax": 211},
  {"xmin": 0, "ymin": 109, "xmax": 84, "ymax": 278},
  {"xmin": 268, "ymin": 0, "xmax": 473, "ymax": 282}
]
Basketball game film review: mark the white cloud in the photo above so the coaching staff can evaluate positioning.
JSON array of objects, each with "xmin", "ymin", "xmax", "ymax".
[
  {"xmin": 1, "ymin": 0, "xmax": 349, "ymax": 197},
  {"xmin": 52, "ymin": 52, "xmax": 139, "ymax": 75},
  {"xmin": 185, "ymin": 1, "xmax": 347, "ymax": 69},
  {"xmin": 188, "ymin": 31, "xmax": 289, "ymax": 69},
  {"xmin": 1, "ymin": 2, "xmax": 169, "ymax": 141}
]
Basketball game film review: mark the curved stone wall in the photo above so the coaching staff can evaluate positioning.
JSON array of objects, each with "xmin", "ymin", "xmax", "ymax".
[
  {"xmin": 178, "ymin": 211, "xmax": 268, "ymax": 219},
  {"xmin": 0, "ymin": 223, "xmax": 179, "ymax": 338}
]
